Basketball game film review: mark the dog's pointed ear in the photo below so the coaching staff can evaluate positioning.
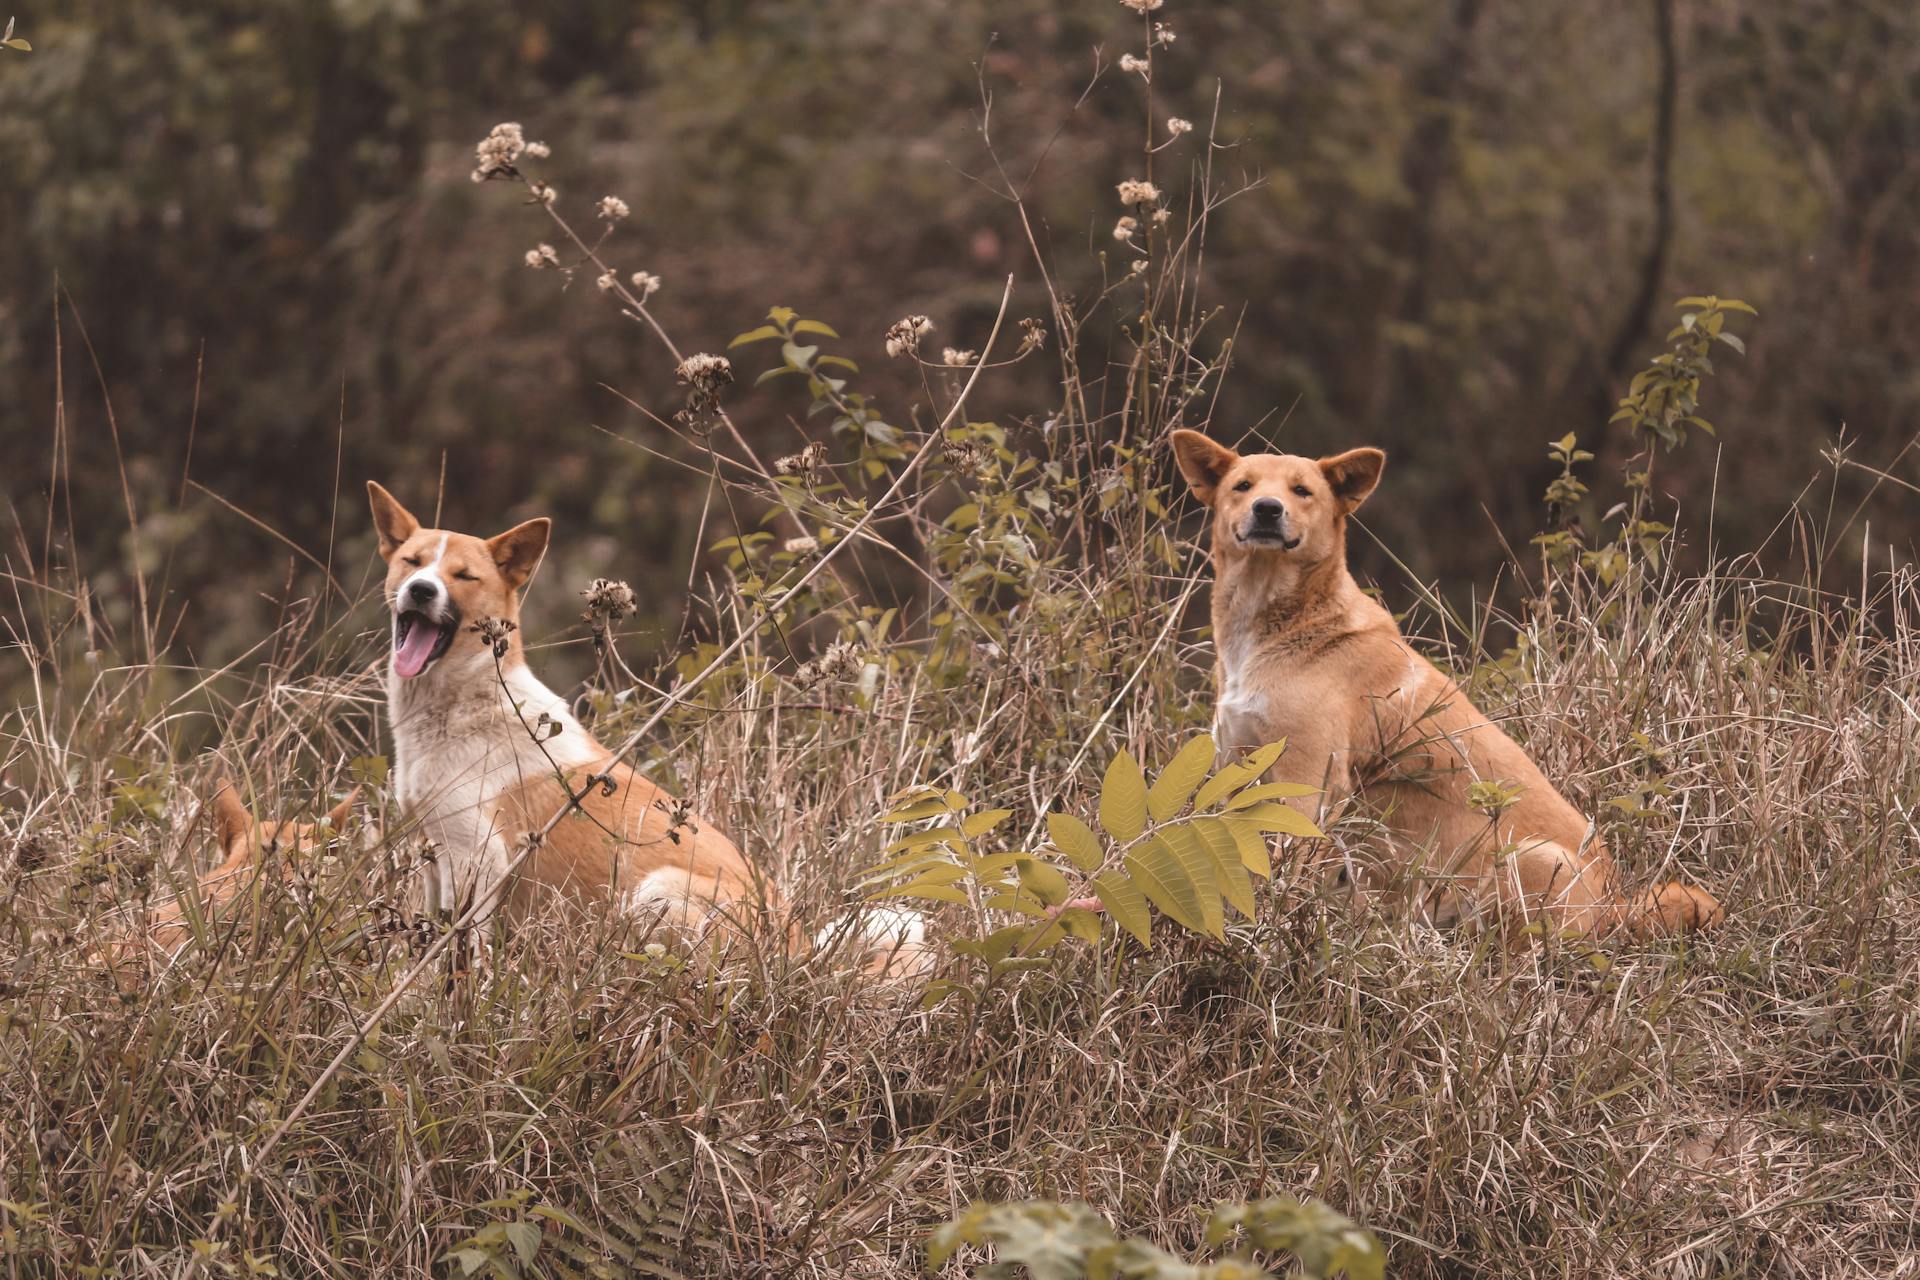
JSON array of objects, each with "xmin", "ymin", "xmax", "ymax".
[
  {"xmin": 486, "ymin": 517, "xmax": 551, "ymax": 591},
  {"xmin": 366, "ymin": 481, "xmax": 420, "ymax": 560},
  {"xmin": 1171, "ymin": 430, "xmax": 1240, "ymax": 504},
  {"xmin": 1319, "ymin": 447, "xmax": 1386, "ymax": 513},
  {"xmin": 207, "ymin": 775, "xmax": 254, "ymax": 855},
  {"xmin": 323, "ymin": 787, "xmax": 361, "ymax": 833}
]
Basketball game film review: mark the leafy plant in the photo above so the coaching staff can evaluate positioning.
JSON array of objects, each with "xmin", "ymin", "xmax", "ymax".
[
  {"xmin": 865, "ymin": 734, "xmax": 1321, "ymax": 996},
  {"xmin": 930, "ymin": 1196, "xmax": 1385, "ymax": 1280}
]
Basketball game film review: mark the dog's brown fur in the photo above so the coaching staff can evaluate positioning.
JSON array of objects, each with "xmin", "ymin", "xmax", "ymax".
[
  {"xmin": 104, "ymin": 777, "xmax": 359, "ymax": 974},
  {"xmin": 1172, "ymin": 430, "xmax": 1723, "ymax": 939}
]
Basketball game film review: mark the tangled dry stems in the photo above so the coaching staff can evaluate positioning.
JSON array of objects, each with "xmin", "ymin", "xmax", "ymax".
[{"xmin": 2, "ymin": 549, "xmax": 1917, "ymax": 1276}]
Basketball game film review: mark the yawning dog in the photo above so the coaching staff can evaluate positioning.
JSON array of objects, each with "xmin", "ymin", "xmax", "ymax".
[
  {"xmin": 366, "ymin": 482, "xmax": 926, "ymax": 972},
  {"xmin": 1171, "ymin": 430, "xmax": 1723, "ymax": 939}
]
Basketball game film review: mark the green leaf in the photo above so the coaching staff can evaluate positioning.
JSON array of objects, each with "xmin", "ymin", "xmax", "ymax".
[
  {"xmin": 1098, "ymin": 749, "xmax": 1149, "ymax": 843},
  {"xmin": 1147, "ymin": 732, "xmax": 1216, "ymax": 821},
  {"xmin": 872, "ymin": 882, "xmax": 971, "ymax": 906},
  {"xmin": 1055, "ymin": 908, "xmax": 1102, "ymax": 944},
  {"xmin": 1224, "ymin": 781, "xmax": 1319, "ymax": 806},
  {"xmin": 1192, "ymin": 740, "xmax": 1287, "ymax": 809},
  {"xmin": 728, "ymin": 324, "xmax": 782, "ymax": 347},
  {"xmin": 504, "ymin": 1220, "xmax": 541, "ymax": 1267},
  {"xmin": 1126, "ymin": 835, "xmax": 1216, "ymax": 937},
  {"xmin": 1094, "ymin": 871, "xmax": 1152, "ymax": 946},
  {"xmin": 880, "ymin": 825, "xmax": 967, "ymax": 855},
  {"xmin": 962, "ymin": 808, "xmax": 1013, "ymax": 838},
  {"xmin": 792, "ymin": 319, "xmax": 841, "ymax": 338},
  {"xmin": 1046, "ymin": 813, "xmax": 1105, "ymax": 872},
  {"xmin": 1223, "ymin": 818, "xmax": 1273, "ymax": 877},
  {"xmin": 1186, "ymin": 819, "xmax": 1256, "ymax": 919},
  {"xmin": 1015, "ymin": 857, "xmax": 1072, "ymax": 907},
  {"xmin": 1232, "ymin": 802, "xmax": 1324, "ymax": 838},
  {"xmin": 754, "ymin": 364, "xmax": 802, "ymax": 386}
]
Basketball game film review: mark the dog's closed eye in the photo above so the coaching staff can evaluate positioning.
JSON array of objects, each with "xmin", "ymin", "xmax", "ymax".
[
  {"xmin": 452, "ymin": 569, "xmax": 479, "ymax": 582},
  {"xmin": 1233, "ymin": 479, "xmax": 1253, "ymax": 492},
  {"xmin": 402, "ymin": 555, "xmax": 423, "ymax": 567},
  {"xmin": 1292, "ymin": 484, "xmax": 1312, "ymax": 497}
]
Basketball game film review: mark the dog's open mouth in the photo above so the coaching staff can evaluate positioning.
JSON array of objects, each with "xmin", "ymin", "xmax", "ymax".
[{"xmin": 392, "ymin": 609, "xmax": 457, "ymax": 679}]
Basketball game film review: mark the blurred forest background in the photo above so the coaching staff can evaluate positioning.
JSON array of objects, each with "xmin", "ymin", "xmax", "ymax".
[{"xmin": 4, "ymin": 0, "xmax": 1918, "ymax": 678}]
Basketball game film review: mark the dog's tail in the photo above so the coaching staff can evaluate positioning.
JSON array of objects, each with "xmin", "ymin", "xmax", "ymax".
[{"xmin": 814, "ymin": 904, "xmax": 934, "ymax": 980}]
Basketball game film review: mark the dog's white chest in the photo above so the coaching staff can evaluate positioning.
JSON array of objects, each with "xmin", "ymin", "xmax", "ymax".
[
  {"xmin": 388, "ymin": 659, "xmax": 602, "ymax": 911},
  {"xmin": 1213, "ymin": 638, "xmax": 1274, "ymax": 749}
]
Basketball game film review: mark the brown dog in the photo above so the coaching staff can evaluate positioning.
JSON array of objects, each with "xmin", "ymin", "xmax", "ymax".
[
  {"xmin": 105, "ymin": 776, "xmax": 359, "ymax": 972},
  {"xmin": 1171, "ymin": 430, "xmax": 1723, "ymax": 939}
]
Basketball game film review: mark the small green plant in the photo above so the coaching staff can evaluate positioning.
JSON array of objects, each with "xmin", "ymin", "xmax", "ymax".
[
  {"xmin": 1533, "ymin": 294, "xmax": 1755, "ymax": 589},
  {"xmin": 866, "ymin": 734, "xmax": 1320, "ymax": 997},
  {"xmin": 1, "ymin": 16, "xmax": 30, "ymax": 52},
  {"xmin": 930, "ymin": 1196, "xmax": 1385, "ymax": 1280}
]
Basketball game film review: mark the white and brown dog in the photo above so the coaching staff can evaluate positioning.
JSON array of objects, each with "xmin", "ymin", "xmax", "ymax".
[{"xmin": 366, "ymin": 482, "xmax": 925, "ymax": 971}]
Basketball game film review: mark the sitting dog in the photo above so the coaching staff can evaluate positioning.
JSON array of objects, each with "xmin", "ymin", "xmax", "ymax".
[
  {"xmin": 1170, "ymin": 430, "xmax": 1723, "ymax": 939},
  {"xmin": 365, "ymin": 482, "xmax": 925, "ymax": 972}
]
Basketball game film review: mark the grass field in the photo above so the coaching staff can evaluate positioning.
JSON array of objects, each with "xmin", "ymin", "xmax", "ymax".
[
  {"xmin": 5, "ymin": 503, "xmax": 1918, "ymax": 1277},
  {"xmin": 6, "ymin": 47, "xmax": 1920, "ymax": 1278}
]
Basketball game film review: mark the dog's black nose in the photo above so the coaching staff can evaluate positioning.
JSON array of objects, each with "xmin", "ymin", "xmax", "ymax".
[
  {"xmin": 1251, "ymin": 497, "xmax": 1284, "ymax": 523},
  {"xmin": 407, "ymin": 580, "xmax": 438, "ymax": 604}
]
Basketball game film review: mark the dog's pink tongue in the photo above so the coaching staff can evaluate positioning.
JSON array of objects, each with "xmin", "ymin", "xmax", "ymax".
[{"xmin": 393, "ymin": 622, "xmax": 440, "ymax": 679}]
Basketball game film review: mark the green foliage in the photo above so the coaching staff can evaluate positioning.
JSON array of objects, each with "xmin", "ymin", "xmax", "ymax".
[
  {"xmin": 1532, "ymin": 294, "xmax": 1756, "ymax": 590},
  {"xmin": 1611, "ymin": 296, "xmax": 1756, "ymax": 452},
  {"xmin": 930, "ymin": 1196, "xmax": 1385, "ymax": 1280},
  {"xmin": 866, "ymin": 735, "xmax": 1319, "ymax": 994},
  {"xmin": 1, "ymin": 15, "xmax": 28, "ymax": 51}
]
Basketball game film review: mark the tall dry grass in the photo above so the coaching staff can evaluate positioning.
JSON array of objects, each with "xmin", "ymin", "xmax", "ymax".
[{"xmin": 5, "ymin": 5, "xmax": 1919, "ymax": 1277}]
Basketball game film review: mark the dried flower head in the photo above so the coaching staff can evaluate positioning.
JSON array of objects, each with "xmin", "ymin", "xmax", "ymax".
[
  {"xmin": 470, "ymin": 616, "xmax": 518, "ymax": 659},
  {"xmin": 1116, "ymin": 179, "xmax": 1163, "ymax": 206},
  {"xmin": 532, "ymin": 182, "xmax": 558, "ymax": 206},
  {"xmin": 793, "ymin": 638, "xmax": 863, "ymax": 689},
  {"xmin": 596, "ymin": 195, "xmax": 630, "ymax": 221},
  {"xmin": 1119, "ymin": 53, "xmax": 1150, "ymax": 76},
  {"xmin": 942, "ymin": 347, "xmax": 977, "ymax": 367},
  {"xmin": 1113, "ymin": 215, "xmax": 1138, "ymax": 242},
  {"xmin": 581, "ymin": 577, "xmax": 638, "ymax": 624},
  {"xmin": 941, "ymin": 437, "xmax": 992, "ymax": 477},
  {"xmin": 774, "ymin": 440, "xmax": 828, "ymax": 476},
  {"xmin": 1154, "ymin": 22, "xmax": 1176, "ymax": 45},
  {"xmin": 1119, "ymin": 0, "xmax": 1164, "ymax": 11},
  {"xmin": 676, "ymin": 353, "xmax": 733, "ymax": 392},
  {"xmin": 1151, "ymin": 207, "xmax": 1173, "ymax": 226},
  {"xmin": 1167, "ymin": 116, "xmax": 1193, "ymax": 136},
  {"xmin": 595, "ymin": 271, "xmax": 617, "ymax": 292},
  {"xmin": 1018, "ymin": 317, "xmax": 1047, "ymax": 353},
  {"xmin": 472, "ymin": 121, "xmax": 549, "ymax": 182},
  {"xmin": 783, "ymin": 535, "xmax": 820, "ymax": 556},
  {"xmin": 525, "ymin": 243, "xmax": 560, "ymax": 269},
  {"xmin": 884, "ymin": 314, "xmax": 936, "ymax": 359},
  {"xmin": 629, "ymin": 271, "xmax": 662, "ymax": 300},
  {"xmin": 675, "ymin": 355, "xmax": 733, "ymax": 427}
]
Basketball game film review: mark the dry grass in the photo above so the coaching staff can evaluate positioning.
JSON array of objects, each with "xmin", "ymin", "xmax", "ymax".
[
  {"xmin": 3, "ymin": 529, "xmax": 1918, "ymax": 1278},
  {"xmin": 6, "ymin": 14, "xmax": 1919, "ymax": 1275}
]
